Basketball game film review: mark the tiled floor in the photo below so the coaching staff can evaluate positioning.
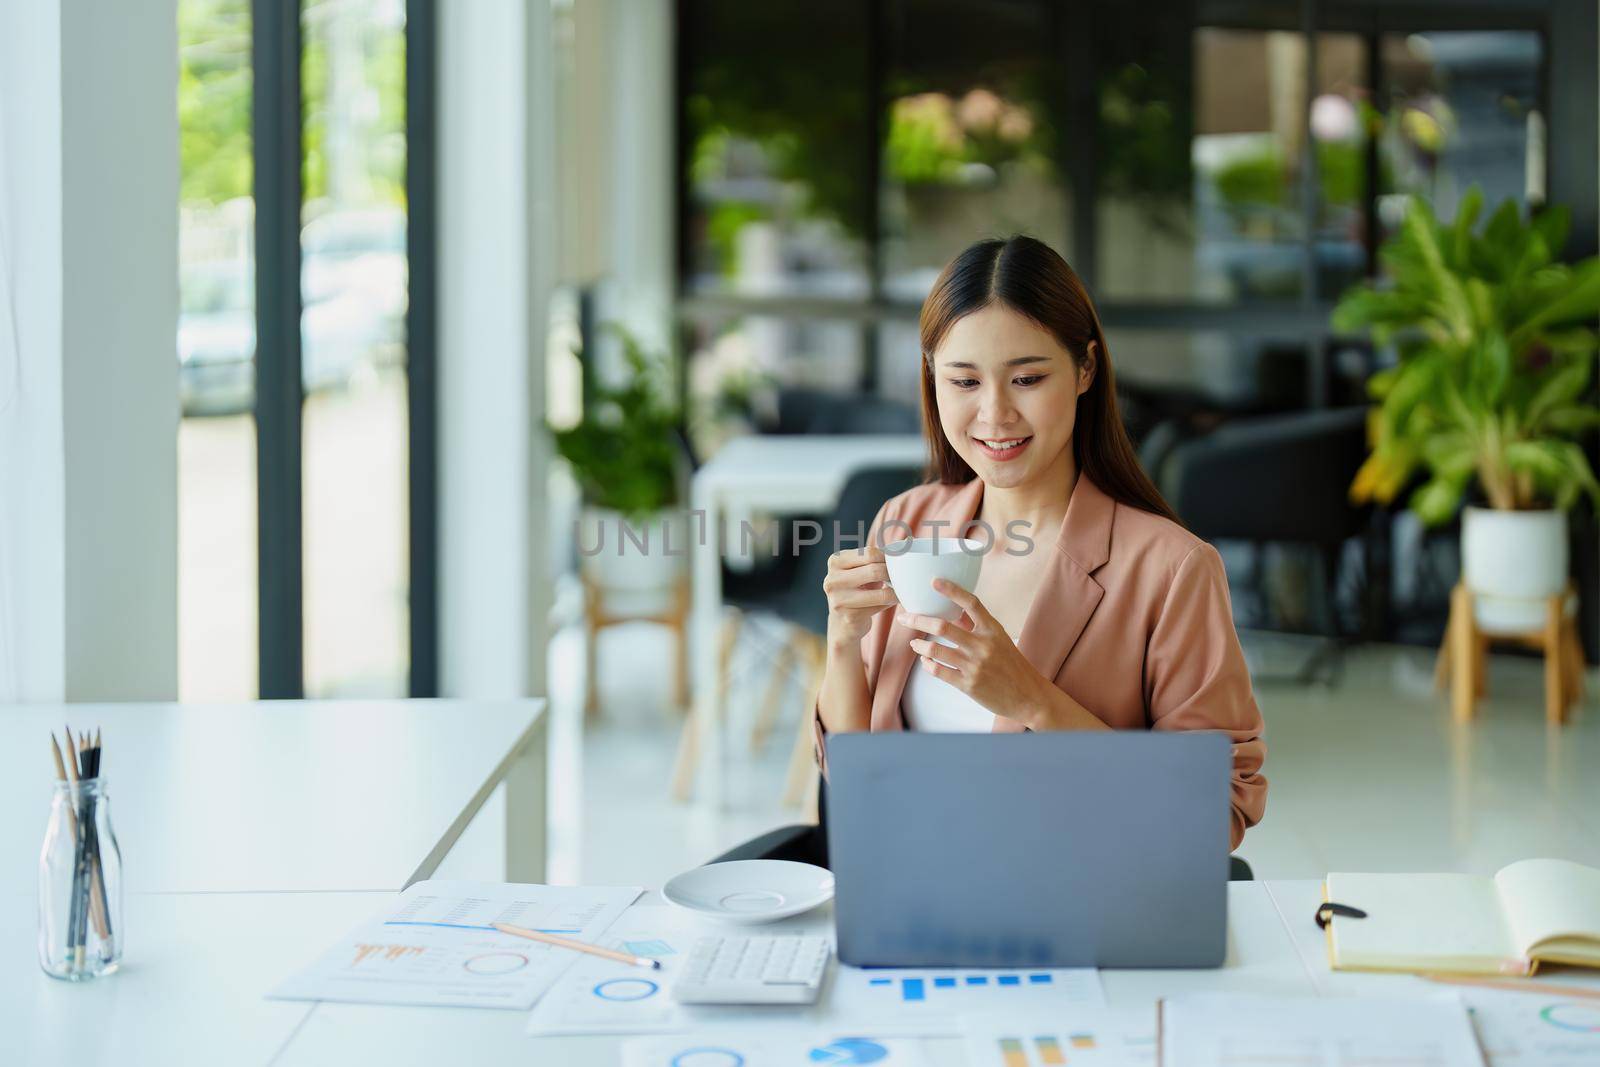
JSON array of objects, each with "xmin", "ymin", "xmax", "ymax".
[{"xmin": 543, "ymin": 609, "xmax": 1598, "ymax": 888}]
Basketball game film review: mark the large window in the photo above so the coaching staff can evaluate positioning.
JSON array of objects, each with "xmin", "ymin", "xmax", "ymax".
[
  {"xmin": 1093, "ymin": 27, "xmax": 1371, "ymax": 305},
  {"xmin": 300, "ymin": 0, "xmax": 411, "ymax": 697},
  {"xmin": 178, "ymin": 0, "xmax": 434, "ymax": 701},
  {"xmin": 682, "ymin": 0, "xmax": 873, "ymax": 300},
  {"xmin": 179, "ymin": 0, "xmax": 259, "ymax": 700},
  {"xmin": 880, "ymin": 0, "xmax": 1071, "ymax": 303},
  {"xmin": 1372, "ymin": 31, "xmax": 1544, "ymax": 241},
  {"xmin": 677, "ymin": 0, "xmax": 1588, "ymax": 646},
  {"xmin": 678, "ymin": 3, "xmax": 1571, "ymax": 418}
]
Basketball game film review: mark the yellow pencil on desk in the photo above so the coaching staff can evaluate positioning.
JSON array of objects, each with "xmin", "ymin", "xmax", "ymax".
[
  {"xmin": 1424, "ymin": 973, "xmax": 1600, "ymax": 1001},
  {"xmin": 492, "ymin": 922, "xmax": 662, "ymax": 970}
]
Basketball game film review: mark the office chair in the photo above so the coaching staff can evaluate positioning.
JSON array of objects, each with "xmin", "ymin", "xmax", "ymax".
[
  {"xmin": 765, "ymin": 388, "xmax": 921, "ymax": 436},
  {"xmin": 810, "ymin": 395, "xmax": 921, "ymax": 435},
  {"xmin": 1150, "ymin": 407, "xmax": 1370, "ymax": 684}
]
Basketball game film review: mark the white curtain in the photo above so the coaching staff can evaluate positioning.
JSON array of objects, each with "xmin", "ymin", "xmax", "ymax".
[{"xmin": 0, "ymin": 99, "xmax": 20, "ymax": 699}]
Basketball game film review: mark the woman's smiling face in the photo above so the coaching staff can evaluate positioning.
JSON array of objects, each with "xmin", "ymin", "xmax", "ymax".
[{"xmin": 930, "ymin": 302, "xmax": 1093, "ymax": 490}]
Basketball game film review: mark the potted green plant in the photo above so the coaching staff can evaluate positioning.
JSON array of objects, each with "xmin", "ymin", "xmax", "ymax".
[
  {"xmin": 1335, "ymin": 189, "xmax": 1600, "ymax": 632},
  {"xmin": 551, "ymin": 327, "xmax": 687, "ymax": 592}
]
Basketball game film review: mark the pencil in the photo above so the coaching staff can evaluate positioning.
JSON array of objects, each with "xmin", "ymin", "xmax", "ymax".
[
  {"xmin": 61, "ymin": 725, "xmax": 89, "ymax": 970},
  {"xmin": 60, "ymin": 727, "xmax": 110, "ymax": 947},
  {"xmin": 82, "ymin": 730, "xmax": 112, "ymax": 942},
  {"xmin": 1425, "ymin": 973, "xmax": 1600, "ymax": 1001},
  {"xmin": 491, "ymin": 922, "xmax": 662, "ymax": 970},
  {"xmin": 49, "ymin": 733, "xmax": 104, "ymax": 922},
  {"xmin": 49, "ymin": 734, "xmax": 73, "ymax": 791}
]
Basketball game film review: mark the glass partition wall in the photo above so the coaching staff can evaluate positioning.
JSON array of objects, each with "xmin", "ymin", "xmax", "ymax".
[
  {"xmin": 680, "ymin": 1, "xmax": 1558, "ymax": 410},
  {"xmin": 678, "ymin": 0, "xmax": 1588, "ymax": 648}
]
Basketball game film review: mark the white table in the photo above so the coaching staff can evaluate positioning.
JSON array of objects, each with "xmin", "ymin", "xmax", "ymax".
[
  {"xmin": 22, "ymin": 878, "xmax": 1594, "ymax": 1065},
  {"xmin": 688, "ymin": 434, "xmax": 927, "ymax": 806},
  {"xmin": 8, "ymin": 882, "xmax": 1318, "ymax": 1066},
  {"xmin": 5, "ymin": 891, "xmax": 387, "ymax": 1066},
  {"xmin": 0, "ymin": 699, "xmax": 548, "ymax": 895}
]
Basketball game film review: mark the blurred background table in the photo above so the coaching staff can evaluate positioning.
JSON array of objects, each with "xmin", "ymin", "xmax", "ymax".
[{"xmin": 687, "ymin": 434, "xmax": 927, "ymax": 807}]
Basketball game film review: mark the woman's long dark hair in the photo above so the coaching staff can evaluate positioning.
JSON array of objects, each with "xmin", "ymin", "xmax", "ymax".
[{"xmin": 918, "ymin": 235, "xmax": 1180, "ymax": 524}]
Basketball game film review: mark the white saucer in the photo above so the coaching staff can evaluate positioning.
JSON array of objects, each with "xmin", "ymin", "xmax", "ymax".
[{"xmin": 662, "ymin": 860, "xmax": 835, "ymax": 925}]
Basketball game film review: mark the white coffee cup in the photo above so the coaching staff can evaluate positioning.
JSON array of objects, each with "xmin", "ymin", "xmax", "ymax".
[{"xmin": 882, "ymin": 538, "xmax": 985, "ymax": 642}]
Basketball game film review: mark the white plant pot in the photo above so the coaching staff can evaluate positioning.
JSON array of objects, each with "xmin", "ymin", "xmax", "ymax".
[
  {"xmin": 577, "ymin": 506, "xmax": 688, "ymax": 594},
  {"xmin": 1460, "ymin": 507, "xmax": 1568, "ymax": 634}
]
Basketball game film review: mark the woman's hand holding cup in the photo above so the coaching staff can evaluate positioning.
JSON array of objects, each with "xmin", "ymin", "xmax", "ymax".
[{"xmin": 823, "ymin": 545, "xmax": 898, "ymax": 646}]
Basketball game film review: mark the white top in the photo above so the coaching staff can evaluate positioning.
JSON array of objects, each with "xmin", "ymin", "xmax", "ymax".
[{"xmin": 902, "ymin": 653, "xmax": 997, "ymax": 732}]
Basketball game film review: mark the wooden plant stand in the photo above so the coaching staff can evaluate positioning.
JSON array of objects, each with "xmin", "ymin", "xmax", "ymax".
[
  {"xmin": 1436, "ymin": 583, "xmax": 1585, "ymax": 725},
  {"xmin": 582, "ymin": 571, "xmax": 690, "ymax": 719}
]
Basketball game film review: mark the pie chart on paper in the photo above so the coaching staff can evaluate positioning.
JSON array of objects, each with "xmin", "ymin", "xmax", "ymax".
[{"xmin": 808, "ymin": 1038, "xmax": 890, "ymax": 1065}]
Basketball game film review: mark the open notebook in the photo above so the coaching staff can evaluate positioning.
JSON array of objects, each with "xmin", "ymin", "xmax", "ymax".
[{"xmin": 1324, "ymin": 858, "xmax": 1600, "ymax": 976}]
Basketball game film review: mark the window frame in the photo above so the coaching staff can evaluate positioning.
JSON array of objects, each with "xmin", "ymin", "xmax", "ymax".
[{"xmin": 249, "ymin": 0, "xmax": 438, "ymax": 699}]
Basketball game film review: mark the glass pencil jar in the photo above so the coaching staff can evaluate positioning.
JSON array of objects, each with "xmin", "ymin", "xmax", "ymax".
[{"xmin": 38, "ymin": 778, "xmax": 123, "ymax": 980}]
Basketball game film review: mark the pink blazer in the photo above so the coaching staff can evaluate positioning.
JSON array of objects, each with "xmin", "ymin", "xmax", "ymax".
[{"xmin": 814, "ymin": 475, "xmax": 1268, "ymax": 849}]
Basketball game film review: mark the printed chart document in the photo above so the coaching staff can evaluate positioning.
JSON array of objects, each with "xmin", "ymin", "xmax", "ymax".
[
  {"xmin": 270, "ymin": 879, "xmax": 641, "ymax": 1009},
  {"xmin": 964, "ymin": 1012, "xmax": 1150, "ymax": 1067},
  {"xmin": 1459, "ymin": 983, "xmax": 1600, "ymax": 1067},
  {"xmin": 1157, "ymin": 993, "xmax": 1483, "ymax": 1067},
  {"xmin": 525, "ymin": 908, "xmax": 789, "ymax": 1035},
  {"xmin": 623, "ymin": 1033, "xmax": 933, "ymax": 1067},
  {"xmin": 828, "ymin": 965, "xmax": 1105, "ymax": 1033},
  {"xmin": 525, "ymin": 904, "xmax": 1100, "ymax": 1038}
]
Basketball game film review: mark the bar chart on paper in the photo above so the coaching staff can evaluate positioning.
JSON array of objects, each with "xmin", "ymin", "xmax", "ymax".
[
  {"xmin": 963, "ymin": 1018, "xmax": 1139, "ymax": 1067},
  {"xmin": 993, "ymin": 1034, "xmax": 1089, "ymax": 1065},
  {"xmin": 831, "ymin": 967, "xmax": 1103, "ymax": 1031},
  {"xmin": 843, "ymin": 968, "xmax": 1100, "ymax": 1005}
]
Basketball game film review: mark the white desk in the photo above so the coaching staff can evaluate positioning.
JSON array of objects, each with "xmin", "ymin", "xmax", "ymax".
[
  {"xmin": 5, "ymin": 891, "xmax": 386, "ymax": 1067},
  {"xmin": 3, "ymin": 881, "xmax": 1302, "ymax": 1066},
  {"xmin": 0, "ymin": 699, "xmax": 547, "ymax": 895},
  {"xmin": 17, "ymin": 879, "xmax": 1589, "ymax": 1065},
  {"xmin": 688, "ymin": 434, "xmax": 927, "ymax": 806}
]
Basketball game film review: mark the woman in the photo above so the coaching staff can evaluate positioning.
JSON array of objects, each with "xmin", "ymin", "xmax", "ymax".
[{"xmin": 814, "ymin": 235, "xmax": 1266, "ymax": 851}]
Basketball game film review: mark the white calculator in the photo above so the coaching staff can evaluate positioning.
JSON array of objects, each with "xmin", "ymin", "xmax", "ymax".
[{"xmin": 671, "ymin": 935, "xmax": 833, "ymax": 1005}]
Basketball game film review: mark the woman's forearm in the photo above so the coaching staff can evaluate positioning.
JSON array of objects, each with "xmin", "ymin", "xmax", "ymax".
[
  {"xmin": 1023, "ymin": 682, "xmax": 1113, "ymax": 732},
  {"xmin": 817, "ymin": 633, "xmax": 872, "ymax": 735}
]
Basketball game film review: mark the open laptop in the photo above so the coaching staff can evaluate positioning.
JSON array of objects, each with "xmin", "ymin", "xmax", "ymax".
[{"xmin": 825, "ymin": 731, "xmax": 1232, "ymax": 969}]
